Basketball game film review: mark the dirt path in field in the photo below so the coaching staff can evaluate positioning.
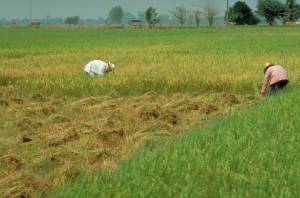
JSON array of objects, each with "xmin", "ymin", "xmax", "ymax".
[{"xmin": 0, "ymin": 87, "xmax": 260, "ymax": 197}]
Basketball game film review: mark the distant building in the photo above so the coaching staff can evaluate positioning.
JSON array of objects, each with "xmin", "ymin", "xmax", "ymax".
[
  {"xmin": 286, "ymin": 20, "xmax": 300, "ymax": 25},
  {"xmin": 29, "ymin": 20, "xmax": 41, "ymax": 27},
  {"xmin": 11, "ymin": 22, "xmax": 19, "ymax": 27},
  {"xmin": 129, "ymin": 19, "xmax": 143, "ymax": 27}
]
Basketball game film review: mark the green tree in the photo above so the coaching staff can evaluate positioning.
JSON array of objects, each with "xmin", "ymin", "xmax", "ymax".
[
  {"xmin": 195, "ymin": 0, "xmax": 219, "ymax": 26},
  {"xmin": 193, "ymin": 11, "xmax": 201, "ymax": 27},
  {"xmin": 108, "ymin": 6, "xmax": 124, "ymax": 24},
  {"xmin": 227, "ymin": 1, "xmax": 260, "ymax": 25},
  {"xmin": 257, "ymin": 0, "xmax": 286, "ymax": 25},
  {"xmin": 171, "ymin": 6, "xmax": 188, "ymax": 25},
  {"xmin": 145, "ymin": 7, "xmax": 159, "ymax": 27},
  {"xmin": 225, "ymin": 7, "xmax": 235, "ymax": 24},
  {"xmin": 64, "ymin": 16, "xmax": 80, "ymax": 25},
  {"xmin": 285, "ymin": 0, "xmax": 300, "ymax": 22}
]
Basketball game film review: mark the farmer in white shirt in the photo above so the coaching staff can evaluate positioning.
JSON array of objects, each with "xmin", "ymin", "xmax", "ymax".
[{"xmin": 84, "ymin": 60, "xmax": 115, "ymax": 77}]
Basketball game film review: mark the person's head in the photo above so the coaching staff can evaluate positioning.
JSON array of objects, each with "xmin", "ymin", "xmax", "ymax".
[
  {"xmin": 106, "ymin": 61, "xmax": 115, "ymax": 73},
  {"xmin": 264, "ymin": 62, "xmax": 274, "ymax": 73}
]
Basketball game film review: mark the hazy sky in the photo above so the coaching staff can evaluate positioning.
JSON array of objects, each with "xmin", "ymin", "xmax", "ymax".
[{"xmin": 0, "ymin": 0, "xmax": 262, "ymax": 19}]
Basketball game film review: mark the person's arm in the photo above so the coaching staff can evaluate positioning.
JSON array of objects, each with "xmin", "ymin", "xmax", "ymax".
[{"xmin": 261, "ymin": 71, "xmax": 271, "ymax": 95}]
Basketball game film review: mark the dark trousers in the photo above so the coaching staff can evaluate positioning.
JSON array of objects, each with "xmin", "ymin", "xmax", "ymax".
[{"xmin": 269, "ymin": 80, "xmax": 289, "ymax": 96}]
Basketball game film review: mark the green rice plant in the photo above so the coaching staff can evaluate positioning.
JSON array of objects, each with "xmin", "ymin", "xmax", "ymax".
[{"xmin": 53, "ymin": 87, "xmax": 300, "ymax": 198}]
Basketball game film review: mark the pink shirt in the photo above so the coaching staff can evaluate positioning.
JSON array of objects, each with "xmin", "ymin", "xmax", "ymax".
[{"xmin": 261, "ymin": 65, "xmax": 288, "ymax": 93}]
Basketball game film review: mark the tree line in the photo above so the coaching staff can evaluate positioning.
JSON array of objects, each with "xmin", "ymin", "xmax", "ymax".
[
  {"xmin": 2, "ymin": 0, "xmax": 300, "ymax": 27},
  {"xmin": 99, "ymin": 0, "xmax": 300, "ymax": 27},
  {"xmin": 227, "ymin": 0, "xmax": 300, "ymax": 26},
  {"xmin": 103, "ymin": 0, "xmax": 221, "ymax": 27}
]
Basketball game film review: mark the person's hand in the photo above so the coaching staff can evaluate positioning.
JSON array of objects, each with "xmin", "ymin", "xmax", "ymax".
[{"xmin": 260, "ymin": 90, "xmax": 266, "ymax": 96}]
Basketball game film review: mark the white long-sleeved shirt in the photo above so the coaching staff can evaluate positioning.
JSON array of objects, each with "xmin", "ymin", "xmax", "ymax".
[{"xmin": 84, "ymin": 60, "xmax": 108, "ymax": 76}]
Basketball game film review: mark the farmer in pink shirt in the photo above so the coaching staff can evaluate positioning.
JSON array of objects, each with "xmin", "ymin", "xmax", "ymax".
[{"xmin": 261, "ymin": 63, "xmax": 289, "ymax": 96}]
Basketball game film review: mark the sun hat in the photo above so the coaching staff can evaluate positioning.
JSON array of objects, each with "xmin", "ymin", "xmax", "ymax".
[
  {"xmin": 108, "ymin": 61, "xmax": 115, "ymax": 70},
  {"xmin": 264, "ymin": 62, "xmax": 274, "ymax": 73}
]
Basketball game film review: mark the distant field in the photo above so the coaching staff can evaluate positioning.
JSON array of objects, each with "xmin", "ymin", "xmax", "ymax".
[
  {"xmin": 0, "ymin": 27, "xmax": 300, "ymax": 197},
  {"xmin": 1, "ymin": 27, "xmax": 299, "ymax": 96}
]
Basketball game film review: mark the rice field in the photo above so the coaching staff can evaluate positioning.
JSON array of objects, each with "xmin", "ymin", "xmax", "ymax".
[
  {"xmin": 1, "ymin": 27, "xmax": 299, "ymax": 97},
  {"xmin": 0, "ymin": 26, "xmax": 300, "ymax": 197}
]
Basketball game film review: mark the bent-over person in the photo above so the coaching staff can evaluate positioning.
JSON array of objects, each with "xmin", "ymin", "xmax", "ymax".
[
  {"xmin": 84, "ymin": 60, "xmax": 115, "ymax": 77},
  {"xmin": 261, "ymin": 63, "xmax": 289, "ymax": 96}
]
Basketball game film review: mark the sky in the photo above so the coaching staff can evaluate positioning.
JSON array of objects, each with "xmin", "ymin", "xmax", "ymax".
[{"xmin": 0, "ymin": 0, "xmax": 262, "ymax": 20}]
